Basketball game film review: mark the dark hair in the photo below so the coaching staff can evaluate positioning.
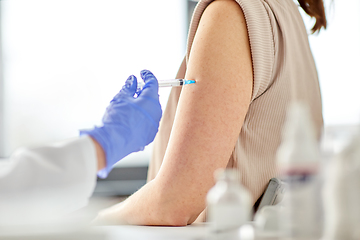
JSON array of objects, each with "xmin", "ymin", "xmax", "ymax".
[{"xmin": 298, "ymin": 0, "xmax": 327, "ymax": 33}]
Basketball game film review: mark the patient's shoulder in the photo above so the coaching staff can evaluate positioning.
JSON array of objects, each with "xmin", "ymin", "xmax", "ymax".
[
  {"xmin": 194, "ymin": 0, "xmax": 248, "ymax": 51},
  {"xmin": 187, "ymin": 0, "xmax": 251, "ymax": 72},
  {"xmin": 203, "ymin": 0, "xmax": 246, "ymax": 23}
]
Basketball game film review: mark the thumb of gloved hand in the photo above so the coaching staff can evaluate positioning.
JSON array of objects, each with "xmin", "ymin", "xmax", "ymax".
[
  {"xmin": 135, "ymin": 70, "xmax": 162, "ymax": 128},
  {"xmin": 137, "ymin": 70, "xmax": 159, "ymax": 99}
]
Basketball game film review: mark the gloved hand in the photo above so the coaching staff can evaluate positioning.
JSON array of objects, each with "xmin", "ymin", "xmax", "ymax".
[{"xmin": 81, "ymin": 70, "xmax": 162, "ymax": 178}]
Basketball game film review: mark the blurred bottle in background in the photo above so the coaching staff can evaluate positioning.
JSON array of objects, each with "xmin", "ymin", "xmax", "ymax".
[
  {"xmin": 207, "ymin": 168, "xmax": 253, "ymax": 233},
  {"xmin": 277, "ymin": 102, "xmax": 323, "ymax": 239},
  {"xmin": 322, "ymin": 133, "xmax": 360, "ymax": 240}
]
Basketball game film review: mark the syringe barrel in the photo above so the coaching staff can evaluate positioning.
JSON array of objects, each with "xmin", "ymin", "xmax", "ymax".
[
  {"xmin": 137, "ymin": 79, "xmax": 185, "ymax": 90},
  {"xmin": 158, "ymin": 79, "xmax": 184, "ymax": 87}
]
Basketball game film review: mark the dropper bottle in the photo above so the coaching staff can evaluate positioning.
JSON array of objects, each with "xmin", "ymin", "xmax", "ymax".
[{"xmin": 276, "ymin": 101, "xmax": 322, "ymax": 239}]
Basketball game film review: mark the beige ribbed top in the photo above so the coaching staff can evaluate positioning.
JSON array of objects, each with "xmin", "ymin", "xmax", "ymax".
[{"xmin": 148, "ymin": 0, "xmax": 323, "ymax": 204}]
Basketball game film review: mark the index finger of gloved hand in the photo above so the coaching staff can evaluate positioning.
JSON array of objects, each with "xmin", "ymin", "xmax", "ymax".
[
  {"xmin": 112, "ymin": 75, "xmax": 138, "ymax": 102},
  {"xmin": 138, "ymin": 70, "xmax": 159, "ymax": 98},
  {"xmin": 122, "ymin": 75, "xmax": 138, "ymax": 95}
]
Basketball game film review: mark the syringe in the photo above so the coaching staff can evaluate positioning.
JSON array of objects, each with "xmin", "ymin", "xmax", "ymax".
[{"xmin": 137, "ymin": 79, "xmax": 196, "ymax": 91}]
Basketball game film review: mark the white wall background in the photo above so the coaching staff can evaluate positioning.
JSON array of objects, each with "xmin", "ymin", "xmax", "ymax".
[
  {"xmin": 1, "ymin": 0, "xmax": 359, "ymax": 163},
  {"xmin": 1, "ymin": 0, "xmax": 187, "ymax": 165},
  {"xmin": 303, "ymin": 0, "xmax": 360, "ymax": 126}
]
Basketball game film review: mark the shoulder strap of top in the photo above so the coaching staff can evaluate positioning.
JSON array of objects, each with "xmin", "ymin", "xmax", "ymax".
[{"xmin": 186, "ymin": 0, "xmax": 275, "ymax": 101}]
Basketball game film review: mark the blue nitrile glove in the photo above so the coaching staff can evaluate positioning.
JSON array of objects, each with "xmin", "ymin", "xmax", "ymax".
[{"xmin": 80, "ymin": 70, "xmax": 162, "ymax": 178}]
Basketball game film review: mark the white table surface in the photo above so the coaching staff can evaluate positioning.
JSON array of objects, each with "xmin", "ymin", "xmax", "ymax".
[
  {"xmin": 0, "ymin": 224, "xmax": 210, "ymax": 240},
  {"xmin": 0, "ymin": 223, "xmax": 260, "ymax": 240},
  {"xmin": 101, "ymin": 224, "xmax": 210, "ymax": 240}
]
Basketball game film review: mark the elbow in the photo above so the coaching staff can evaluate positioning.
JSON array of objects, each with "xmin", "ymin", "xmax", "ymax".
[
  {"xmin": 155, "ymin": 207, "xmax": 202, "ymax": 226},
  {"xmin": 147, "ymin": 179, "xmax": 206, "ymax": 226},
  {"xmin": 162, "ymin": 217, "xmax": 188, "ymax": 227},
  {"xmin": 158, "ymin": 213, "xmax": 198, "ymax": 227}
]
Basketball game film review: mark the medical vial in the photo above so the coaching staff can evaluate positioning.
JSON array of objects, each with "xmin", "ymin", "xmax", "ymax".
[
  {"xmin": 206, "ymin": 168, "xmax": 252, "ymax": 233},
  {"xmin": 323, "ymin": 134, "xmax": 360, "ymax": 240},
  {"xmin": 277, "ymin": 102, "xmax": 322, "ymax": 239}
]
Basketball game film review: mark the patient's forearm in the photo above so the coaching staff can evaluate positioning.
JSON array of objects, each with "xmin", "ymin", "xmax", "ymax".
[{"xmin": 95, "ymin": 179, "xmax": 198, "ymax": 226}]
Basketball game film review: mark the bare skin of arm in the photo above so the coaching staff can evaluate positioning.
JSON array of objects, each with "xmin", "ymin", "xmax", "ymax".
[
  {"xmin": 94, "ymin": 0, "xmax": 253, "ymax": 226},
  {"xmin": 147, "ymin": 57, "xmax": 186, "ymax": 181}
]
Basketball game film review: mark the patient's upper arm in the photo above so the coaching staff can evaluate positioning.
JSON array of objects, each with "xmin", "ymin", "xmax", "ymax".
[{"xmin": 155, "ymin": 0, "xmax": 253, "ymax": 222}]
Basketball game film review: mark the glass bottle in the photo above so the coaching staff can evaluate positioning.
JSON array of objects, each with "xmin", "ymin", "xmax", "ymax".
[
  {"xmin": 206, "ymin": 168, "xmax": 253, "ymax": 233},
  {"xmin": 323, "ymin": 134, "xmax": 360, "ymax": 240},
  {"xmin": 277, "ymin": 102, "xmax": 322, "ymax": 239}
]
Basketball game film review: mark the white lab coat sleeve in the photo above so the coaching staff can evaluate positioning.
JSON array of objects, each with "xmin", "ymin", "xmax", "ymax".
[{"xmin": 0, "ymin": 136, "xmax": 98, "ymax": 225}]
